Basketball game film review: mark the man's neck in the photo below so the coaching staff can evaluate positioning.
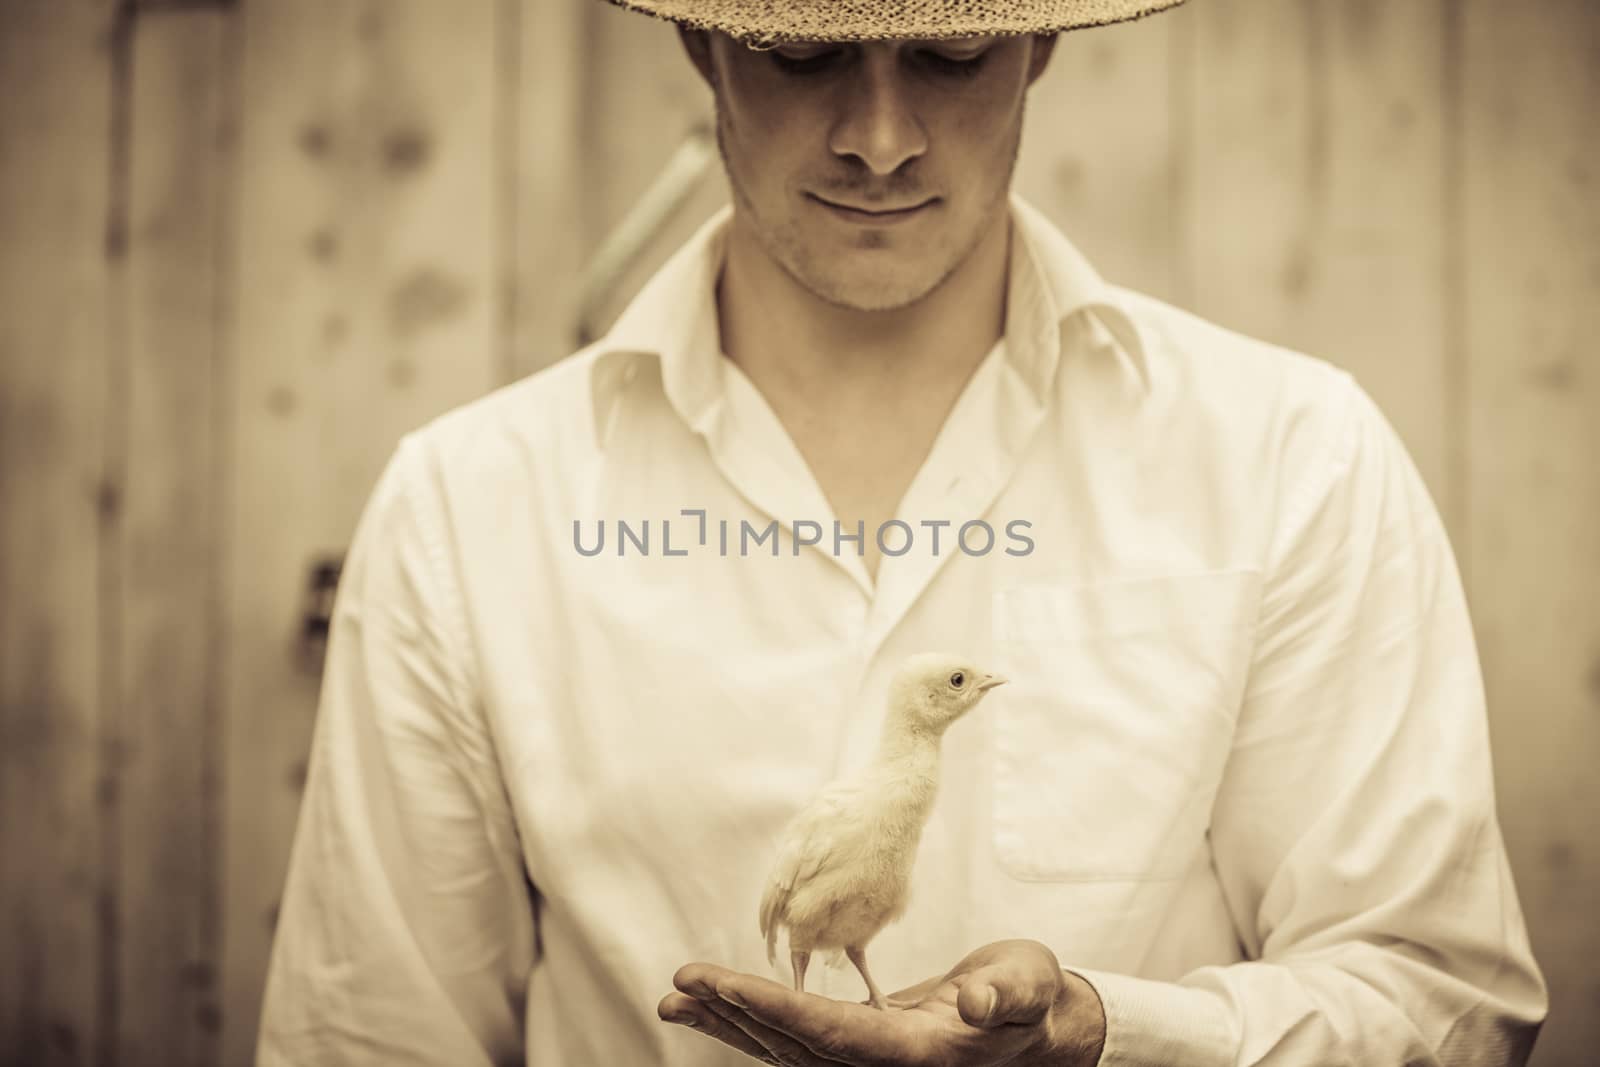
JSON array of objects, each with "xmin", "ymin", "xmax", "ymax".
[
  {"xmin": 716, "ymin": 209, "xmax": 1012, "ymax": 399},
  {"xmin": 711, "ymin": 205, "xmax": 1014, "ymax": 584}
]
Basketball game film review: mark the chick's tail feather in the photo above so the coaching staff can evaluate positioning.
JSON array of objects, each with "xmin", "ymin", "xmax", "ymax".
[{"xmin": 758, "ymin": 880, "xmax": 788, "ymax": 968}]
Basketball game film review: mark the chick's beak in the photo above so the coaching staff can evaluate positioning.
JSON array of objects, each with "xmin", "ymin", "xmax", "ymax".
[{"xmin": 976, "ymin": 674, "xmax": 1008, "ymax": 692}]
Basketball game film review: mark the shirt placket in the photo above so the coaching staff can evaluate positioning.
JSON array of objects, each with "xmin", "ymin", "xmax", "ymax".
[
  {"xmin": 699, "ymin": 359, "xmax": 878, "ymax": 598},
  {"xmin": 807, "ymin": 350, "xmax": 1045, "ymax": 777}
]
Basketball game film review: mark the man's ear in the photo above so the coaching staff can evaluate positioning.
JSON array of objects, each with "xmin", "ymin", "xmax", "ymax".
[
  {"xmin": 1025, "ymin": 33, "xmax": 1059, "ymax": 86},
  {"xmin": 677, "ymin": 25, "xmax": 716, "ymax": 86}
]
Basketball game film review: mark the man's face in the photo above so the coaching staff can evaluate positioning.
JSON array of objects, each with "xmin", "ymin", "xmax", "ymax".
[{"xmin": 685, "ymin": 31, "xmax": 1058, "ymax": 312}]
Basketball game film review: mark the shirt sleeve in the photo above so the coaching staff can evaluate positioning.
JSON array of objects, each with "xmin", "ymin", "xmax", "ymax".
[
  {"xmin": 1070, "ymin": 371, "xmax": 1547, "ymax": 1067},
  {"xmin": 256, "ymin": 435, "xmax": 536, "ymax": 1066}
]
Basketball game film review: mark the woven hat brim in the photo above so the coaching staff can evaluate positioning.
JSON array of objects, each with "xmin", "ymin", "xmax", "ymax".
[{"xmin": 600, "ymin": 0, "xmax": 1188, "ymax": 46}]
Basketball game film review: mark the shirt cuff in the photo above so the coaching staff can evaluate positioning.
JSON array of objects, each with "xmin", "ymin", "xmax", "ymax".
[{"xmin": 1066, "ymin": 967, "xmax": 1236, "ymax": 1067}]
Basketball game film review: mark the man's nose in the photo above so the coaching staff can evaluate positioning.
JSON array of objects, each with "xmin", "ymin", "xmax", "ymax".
[{"xmin": 827, "ymin": 47, "xmax": 929, "ymax": 176}]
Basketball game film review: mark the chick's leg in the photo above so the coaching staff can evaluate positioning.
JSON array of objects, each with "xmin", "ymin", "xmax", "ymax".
[
  {"xmin": 845, "ymin": 945, "xmax": 889, "ymax": 1011},
  {"xmin": 790, "ymin": 950, "xmax": 810, "ymax": 994}
]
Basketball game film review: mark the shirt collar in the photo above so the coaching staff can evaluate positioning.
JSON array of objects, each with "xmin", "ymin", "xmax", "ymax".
[{"xmin": 587, "ymin": 192, "xmax": 1148, "ymax": 448}]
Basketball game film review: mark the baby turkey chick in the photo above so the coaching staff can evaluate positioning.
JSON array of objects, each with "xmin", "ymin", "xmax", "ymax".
[{"xmin": 758, "ymin": 653, "xmax": 1007, "ymax": 1010}]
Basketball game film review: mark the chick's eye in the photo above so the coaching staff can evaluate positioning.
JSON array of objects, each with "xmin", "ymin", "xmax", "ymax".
[{"xmin": 950, "ymin": 671, "xmax": 965, "ymax": 689}]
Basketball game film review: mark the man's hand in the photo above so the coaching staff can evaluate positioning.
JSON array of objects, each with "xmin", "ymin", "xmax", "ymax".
[{"xmin": 657, "ymin": 939, "xmax": 1106, "ymax": 1066}]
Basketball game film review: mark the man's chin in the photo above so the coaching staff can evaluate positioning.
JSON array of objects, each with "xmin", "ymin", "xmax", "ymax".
[{"xmin": 801, "ymin": 271, "xmax": 944, "ymax": 313}]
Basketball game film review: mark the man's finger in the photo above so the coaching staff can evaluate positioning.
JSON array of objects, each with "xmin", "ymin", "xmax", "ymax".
[
  {"xmin": 954, "ymin": 960, "xmax": 1058, "ymax": 1029},
  {"xmin": 674, "ymin": 961, "xmax": 739, "ymax": 997},
  {"xmin": 675, "ymin": 965, "xmax": 824, "ymax": 1063},
  {"xmin": 716, "ymin": 973, "xmax": 917, "ymax": 1063},
  {"xmin": 659, "ymin": 992, "xmax": 776, "ymax": 1062},
  {"xmin": 882, "ymin": 973, "xmax": 943, "ymax": 1007},
  {"xmin": 704, "ymin": 992, "xmax": 857, "ymax": 1066}
]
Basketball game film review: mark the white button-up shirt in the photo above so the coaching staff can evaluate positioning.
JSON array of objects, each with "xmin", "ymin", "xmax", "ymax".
[{"xmin": 257, "ymin": 194, "xmax": 1546, "ymax": 1066}]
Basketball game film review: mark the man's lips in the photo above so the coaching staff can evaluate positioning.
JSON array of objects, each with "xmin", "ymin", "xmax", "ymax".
[{"xmin": 809, "ymin": 194, "xmax": 936, "ymax": 221}]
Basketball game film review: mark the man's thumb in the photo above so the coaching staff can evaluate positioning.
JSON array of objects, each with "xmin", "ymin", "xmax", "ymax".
[{"xmin": 957, "ymin": 967, "xmax": 1054, "ymax": 1029}]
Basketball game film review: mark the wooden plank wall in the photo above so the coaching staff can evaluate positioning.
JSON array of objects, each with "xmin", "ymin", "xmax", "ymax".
[
  {"xmin": 0, "ymin": 2, "xmax": 1594, "ymax": 1065},
  {"xmin": 120, "ymin": 11, "xmax": 231, "ymax": 1065},
  {"xmin": 1, "ymin": 3, "xmax": 119, "ymax": 1064},
  {"xmin": 512, "ymin": 0, "xmax": 585, "ymax": 379},
  {"xmin": 581, "ymin": 1, "xmax": 729, "ymax": 341},
  {"xmin": 1461, "ymin": 2, "xmax": 1600, "ymax": 1058},
  {"xmin": 1184, "ymin": 0, "xmax": 1454, "ymax": 528},
  {"xmin": 1014, "ymin": 11, "xmax": 1180, "ymax": 303},
  {"xmin": 218, "ymin": 3, "xmax": 504, "ymax": 1064}
]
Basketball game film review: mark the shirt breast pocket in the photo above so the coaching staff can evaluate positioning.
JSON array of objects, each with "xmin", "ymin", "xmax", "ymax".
[{"xmin": 989, "ymin": 570, "xmax": 1261, "ymax": 882}]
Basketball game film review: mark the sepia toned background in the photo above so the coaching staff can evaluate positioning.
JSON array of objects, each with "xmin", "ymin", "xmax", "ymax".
[{"xmin": 1, "ymin": 0, "xmax": 1595, "ymax": 1064}]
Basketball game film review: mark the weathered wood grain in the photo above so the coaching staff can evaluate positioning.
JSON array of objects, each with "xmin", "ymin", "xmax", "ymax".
[
  {"xmin": 116, "ymin": 9, "xmax": 230, "ymax": 1066},
  {"xmin": 1315, "ymin": 1, "xmax": 1453, "ymax": 531},
  {"xmin": 220, "ymin": 2, "xmax": 501, "ymax": 1062},
  {"xmin": 1014, "ymin": 4, "xmax": 1181, "ymax": 303},
  {"xmin": 1185, "ymin": 0, "xmax": 1454, "ymax": 529},
  {"xmin": 0, "ymin": 2, "xmax": 118, "ymax": 1064},
  {"xmin": 579, "ymin": 2, "xmax": 728, "ymax": 341},
  {"xmin": 507, "ymin": 0, "xmax": 585, "ymax": 378},
  {"xmin": 1185, "ymin": 0, "xmax": 1317, "ymax": 343},
  {"xmin": 1461, "ymin": 4, "xmax": 1600, "ymax": 1064}
]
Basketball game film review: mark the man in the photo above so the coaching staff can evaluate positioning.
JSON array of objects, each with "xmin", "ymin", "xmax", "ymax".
[{"xmin": 257, "ymin": 0, "xmax": 1548, "ymax": 1064}]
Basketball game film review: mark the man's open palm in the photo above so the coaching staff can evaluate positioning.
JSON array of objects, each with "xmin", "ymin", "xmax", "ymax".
[{"xmin": 658, "ymin": 939, "xmax": 1105, "ymax": 1066}]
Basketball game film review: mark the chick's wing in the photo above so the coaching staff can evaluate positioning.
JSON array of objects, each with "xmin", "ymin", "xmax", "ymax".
[{"xmin": 759, "ymin": 777, "xmax": 872, "ymax": 961}]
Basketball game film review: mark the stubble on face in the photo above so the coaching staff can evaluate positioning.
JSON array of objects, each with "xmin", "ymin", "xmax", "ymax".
[{"xmin": 708, "ymin": 52, "xmax": 1028, "ymax": 315}]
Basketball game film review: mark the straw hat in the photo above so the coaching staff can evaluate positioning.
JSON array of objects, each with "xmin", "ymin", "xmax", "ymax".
[{"xmin": 599, "ymin": 0, "xmax": 1188, "ymax": 46}]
